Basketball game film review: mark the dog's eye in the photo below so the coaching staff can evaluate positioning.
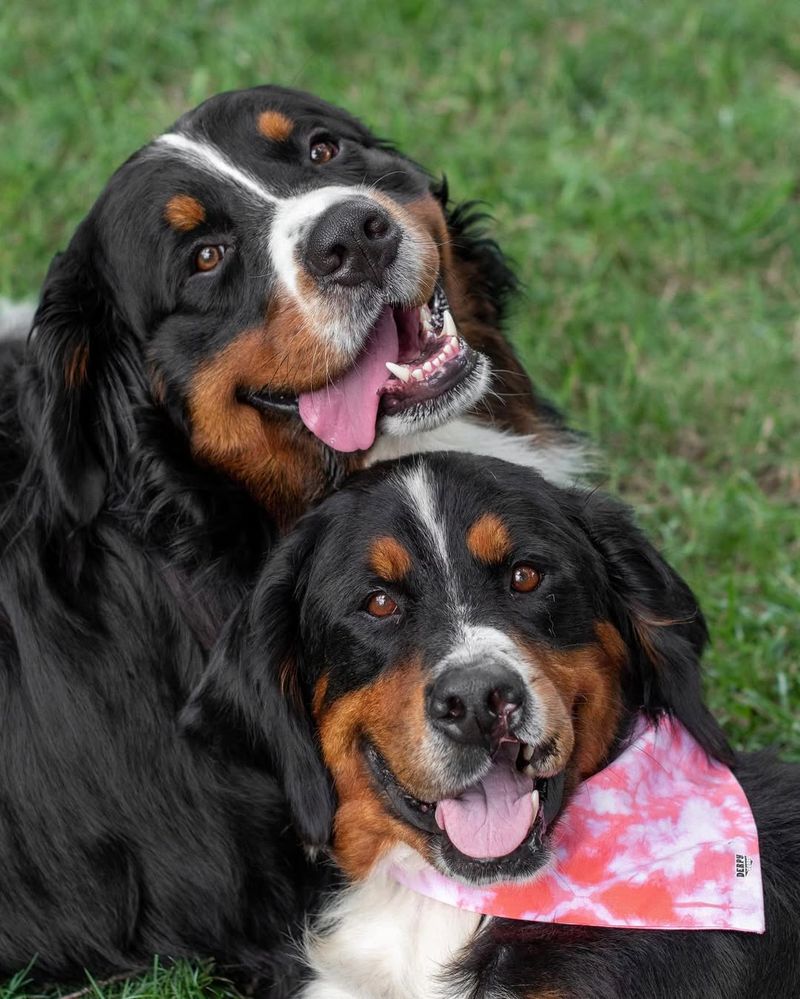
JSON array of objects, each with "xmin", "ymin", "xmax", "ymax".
[
  {"xmin": 365, "ymin": 591, "xmax": 399, "ymax": 618},
  {"xmin": 510, "ymin": 563, "xmax": 542, "ymax": 594},
  {"xmin": 309, "ymin": 138, "xmax": 339, "ymax": 165},
  {"xmin": 194, "ymin": 245, "xmax": 227, "ymax": 273}
]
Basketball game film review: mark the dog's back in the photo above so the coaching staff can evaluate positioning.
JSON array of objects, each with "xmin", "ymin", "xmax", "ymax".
[{"xmin": 0, "ymin": 338, "xmax": 314, "ymax": 992}]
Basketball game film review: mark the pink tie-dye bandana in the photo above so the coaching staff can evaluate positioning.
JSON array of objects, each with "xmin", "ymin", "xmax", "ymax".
[{"xmin": 391, "ymin": 717, "xmax": 765, "ymax": 933}]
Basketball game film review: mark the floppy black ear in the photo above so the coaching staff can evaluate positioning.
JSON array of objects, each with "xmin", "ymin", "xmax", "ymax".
[
  {"xmin": 181, "ymin": 516, "xmax": 334, "ymax": 847},
  {"xmin": 576, "ymin": 492, "xmax": 732, "ymax": 764},
  {"xmin": 31, "ymin": 227, "xmax": 114, "ymax": 524}
]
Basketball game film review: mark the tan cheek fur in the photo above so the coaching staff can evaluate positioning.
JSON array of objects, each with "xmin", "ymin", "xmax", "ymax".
[
  {"xmin": 519, "ymin": 621, "xmax": 627, "ymax": 779},
  {"xmin": 314, "ymin": 662, "xmax": 437, "ymax": 879},
  {"xmin": 185, "ymin": 289, "xmax": 360, "ymax": 524}
]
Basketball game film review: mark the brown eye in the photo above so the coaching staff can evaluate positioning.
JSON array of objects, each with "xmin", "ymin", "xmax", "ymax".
[
  {"xmin": 511, "ymin": 564, "xmax": 542, "ymax": 593},
  {"xmin": 365, "ymin": 591, "xmax": 399, "ymax": 618},
  {"xmin": 310, "ymin": 139, "xmax": 339, "ymax": 164},
  {"xmin": 194, "ymin": 245, "xmax": 225, "ymax": 272}
]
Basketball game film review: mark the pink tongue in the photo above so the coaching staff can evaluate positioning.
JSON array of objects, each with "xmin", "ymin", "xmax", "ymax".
[
  {"xmin": 298, "ymin": 307, "xmax": 398, "ymax": 453},
  {"xmin": 435, "ymin": 745, "xmax": 534, "ymax": 860}
]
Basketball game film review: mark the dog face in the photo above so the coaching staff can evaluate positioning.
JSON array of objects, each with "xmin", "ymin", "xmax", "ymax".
[
  {"xmin": 32, "ymin": 86, "xmax": 537, "ymax": 525},
  {"xmin": 146, "ymin": 90, "xmax": 488, "ymax": 452},
  {"xmin": 301, "ymin": 460, "xmax": 624, "ymax": 885},
  {"xmin": 186, "ymin": 453, "xmax": 730, "ymax": 885}
]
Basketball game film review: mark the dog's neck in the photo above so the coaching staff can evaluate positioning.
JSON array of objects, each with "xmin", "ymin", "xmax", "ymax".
[{"xmin": 301, "ymin": 847, "xmax": 481, "ymax": 999}]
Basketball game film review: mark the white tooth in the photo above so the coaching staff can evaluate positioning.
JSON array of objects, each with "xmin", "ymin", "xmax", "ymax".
[
  {"xmin": 411, "ymin": 368, "xmax": 424, "ymax": 381},
  {"xmin": 385, "ymin": 362, "xmax": 411, "ymax": 383},
  {"xmin": 443, "ymin": 342, "xmax": 455, "ymax": 357},
  {"xmin": 433, "ymin": 356, "xmax": 442, "ymax": 367},
  {"xmin": 423, "ymin": 361, "xmax": 433, "ymax": 373},
  {"xmin": 442, "ymin": 309, "xmax": 457, "ymax": 336},
  {"xmin": 449, "ymin": 335, "xmax": 459, "ymax": 347},
  {"xmin": 420, "ymin": 304, "xmax": 432, "ymax": 326},
  {"xmin": 530, "ymin": 788, "xmax": 540, "ymax": 819},
  {"xmin": 522, "ymin": 744, "xmax": 534, "ymax": 762}
]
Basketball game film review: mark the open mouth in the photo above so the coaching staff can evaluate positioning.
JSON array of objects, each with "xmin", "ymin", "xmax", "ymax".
[
  {"xmin": 364, "ymin": 740, "xmax": 567, "ymax": 885},
  {"xmin": 377, "ymin": 285, "xmax": 477, "ymax": 418},
  {"xmin": 242, "ymin": 284, "xmax": 481, "ymax": 454}
]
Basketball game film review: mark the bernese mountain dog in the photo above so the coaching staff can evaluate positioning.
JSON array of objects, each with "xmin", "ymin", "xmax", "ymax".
[
  {"xmin": 0, "ymin": 87, "xmax": 583, "ymax": 991},
  {"xmin": 186, "ymin": 453, "xmax": 800, "ymax": 998}
]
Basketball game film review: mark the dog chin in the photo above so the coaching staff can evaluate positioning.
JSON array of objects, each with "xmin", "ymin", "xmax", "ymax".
[{"xmin": 431, "ymin": 827, "xmax": 555, "ymax": 888}]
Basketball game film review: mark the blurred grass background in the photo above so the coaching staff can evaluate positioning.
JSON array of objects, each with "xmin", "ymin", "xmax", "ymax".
[{"xmin": 1, "ymin": 0, "xmax": 799, "ymax": 994}]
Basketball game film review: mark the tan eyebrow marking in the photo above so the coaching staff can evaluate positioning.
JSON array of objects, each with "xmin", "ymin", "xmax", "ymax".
[
  {"xmin": 164, "ymin": 194, "xmax": 206, "ymax": 232},
  {"xmin": 368, "ymin": 536, "xmax": 413, "ymax": 581},
  {"xmin": 466, "ymin": 513, "xmax": 512, "ymax": 564},
  {"xmin": 257, "ymin": 110, "xmax": 294, "ymax": 142}
]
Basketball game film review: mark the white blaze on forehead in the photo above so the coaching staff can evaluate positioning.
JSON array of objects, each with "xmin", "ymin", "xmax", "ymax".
[
  {"xmin": 396, "ymin": 462, "xmax": 470, "ymax": 632},
  {"xmin": 397, "ymin": 463, "xmax": 450, "ymax": 567},
  {"xmin": 449, "ymin": 624, "xmax": 523, "ymax": 664},
  {"xmin": 154, "ymin": 132, "xmax": 282, "ymax": 206}
]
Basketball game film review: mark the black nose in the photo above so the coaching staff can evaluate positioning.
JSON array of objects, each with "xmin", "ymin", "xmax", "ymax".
[
  {"xmin": 426, "ymin": 664, "xmax": 526, "ymax": 748},
  {"xmin": 304, "ymin": 198, "xmax": 400, "ymax": 287}
]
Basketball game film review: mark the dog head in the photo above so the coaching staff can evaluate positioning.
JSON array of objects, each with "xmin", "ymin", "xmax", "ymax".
[
  {"xmin": 29, "ymin": 85, "xmax": 535, "ymax": 526},
  {"xmin": 185, "ymin": 453, "xmax": 730, "ymax": 884}
]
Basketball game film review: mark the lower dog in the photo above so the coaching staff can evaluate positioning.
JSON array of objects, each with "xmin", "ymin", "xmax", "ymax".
[{"xmin": 186, "ymin": 452, "xmax": 800, "ymax": 999}]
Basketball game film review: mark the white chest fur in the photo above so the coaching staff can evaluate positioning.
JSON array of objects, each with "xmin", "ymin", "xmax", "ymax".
[
  {"xmin": 367, "ymin": 418, "xmax": 589, "ymax": 487},
  {"xmin": 301, "ymin": 854, "xmax": 482, "ymax": 999}
]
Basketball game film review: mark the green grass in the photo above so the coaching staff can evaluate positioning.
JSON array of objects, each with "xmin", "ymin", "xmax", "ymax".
[
  {"xmin": 0, "ymin": 960, "xmax": 237, "ymax": 999},
  {"xmin": 1, "ymin": 0, "xmax": 799, "ymax": 994}
]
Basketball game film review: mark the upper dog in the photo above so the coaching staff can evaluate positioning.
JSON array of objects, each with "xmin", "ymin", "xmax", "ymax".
[
  {"xmin": 188, "ymin": 452, "xmax": 800, "ymax": 998},
  {"xmin": 0, "ymin": 86, "xmax": 581, "ymax": 989}
]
